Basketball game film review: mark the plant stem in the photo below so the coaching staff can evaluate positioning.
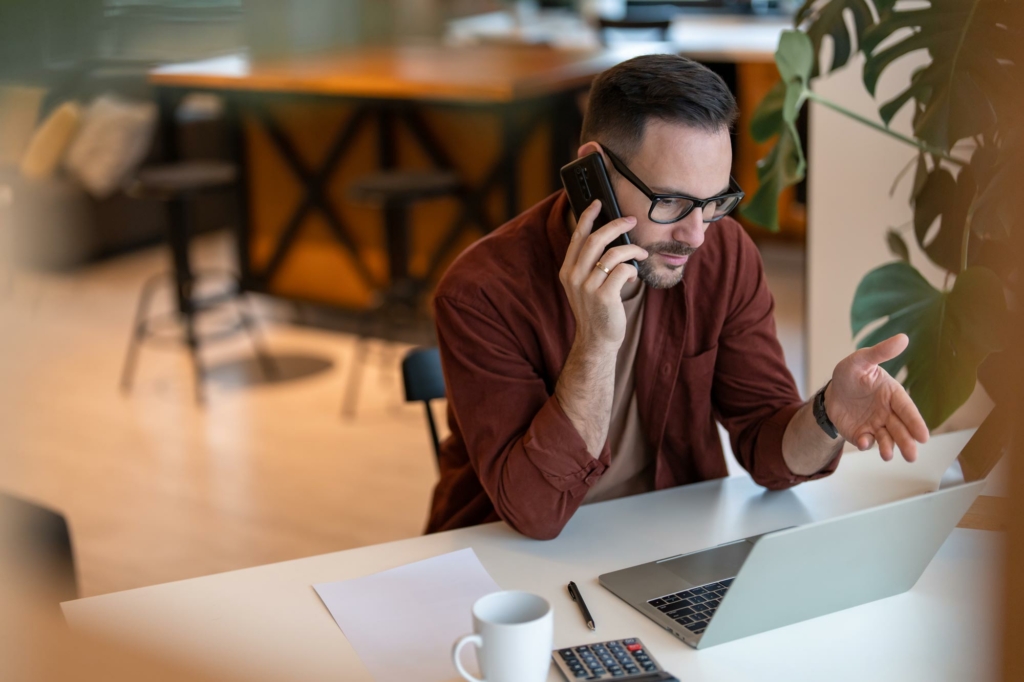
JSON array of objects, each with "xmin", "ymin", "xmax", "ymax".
[{"xmin": 804, "ymin": 91, "xmax": 968, "ymax": 167}]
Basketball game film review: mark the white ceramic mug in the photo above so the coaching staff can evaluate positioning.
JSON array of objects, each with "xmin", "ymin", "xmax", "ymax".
[{"xmin": 452, "ymin": 591, "xmax": 553, "ymax": 682}]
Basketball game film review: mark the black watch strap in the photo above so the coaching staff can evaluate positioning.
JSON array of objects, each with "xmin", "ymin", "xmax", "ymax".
[{"xmin": 814, "ymin": 381, "xmax": 839, "ymax": 439}]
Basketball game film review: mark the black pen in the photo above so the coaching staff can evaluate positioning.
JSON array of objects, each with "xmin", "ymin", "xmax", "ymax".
[{"xmin": 568, "ymin": 581, "xmax": 596, "ymax": 630}]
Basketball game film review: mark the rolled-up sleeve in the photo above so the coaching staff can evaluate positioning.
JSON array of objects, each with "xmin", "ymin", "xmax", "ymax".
[
  {"xmin": 435, "ymin": 295, "xmax": 608, "ymax": 540},
  {"xmin": 711, "ymin": 236, "xmax": 840, "ymax": 489}
]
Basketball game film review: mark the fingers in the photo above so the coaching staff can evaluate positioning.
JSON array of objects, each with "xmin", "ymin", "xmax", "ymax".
[
  {"xmin": 859, "ymin": 333, "xmax": 909, "ymax": 367},
  {"xmin": 891, "ymin": 386, "xmax": 929, "ymax": 443},
  {"xmin": 594, "ymin": 244, "xmax": 648, "ymax": 275},
  {"xmin": 576, "ymin": 216, "xmax": 638, "ymax": 273},
  {"xmin": 565, "ymin": 199, "xmax": 603, "ymax": 267},
  {"xmin": 885, "ymin": 414, "xmax": 918, "ymax": 462},
  {"xmin": 594, "ymin": 261, "xmax": 640, "ymax": 299},
  {"xmin": 875, "ymin": 426, "xmax": 895, "ymax": 462},
  {"xmin": 856, "ymin": 433, "xmax": 875, "ymax": 451}
]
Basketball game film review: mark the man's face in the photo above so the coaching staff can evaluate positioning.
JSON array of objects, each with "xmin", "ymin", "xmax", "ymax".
[{"xmin": 589, "ymin": 119, "xmax": 733, "ymax": 289}]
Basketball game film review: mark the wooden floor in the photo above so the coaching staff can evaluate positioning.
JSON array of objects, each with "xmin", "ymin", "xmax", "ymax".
[{"xmin": 1, "ymin": 234, "xmax": 991, "ymax": 599}]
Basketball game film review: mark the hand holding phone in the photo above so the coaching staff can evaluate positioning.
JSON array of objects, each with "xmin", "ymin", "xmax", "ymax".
[{"xmin": 560, "ymin": 153, "xmax": 637, "ymax": 269}]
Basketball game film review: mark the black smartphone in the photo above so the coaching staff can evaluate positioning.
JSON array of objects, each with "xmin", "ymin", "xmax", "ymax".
[{"xmin": 559, "ymin": 152, "xmax": 637, "ymax": 269}]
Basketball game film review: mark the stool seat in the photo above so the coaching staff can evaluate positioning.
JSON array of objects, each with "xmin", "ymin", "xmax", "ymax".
[
  {"xmin": 130, "ymin": 161, "xmax": 237, "ymax": 199},
  {"xmin": 349, "ymin": 170, "xmax": 462, "ymax": 204}
]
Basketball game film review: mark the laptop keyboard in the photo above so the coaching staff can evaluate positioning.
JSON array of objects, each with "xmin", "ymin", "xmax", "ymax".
[{"xmin": 647, "ymin": 577, "xmax": 735, "ymax": 636}]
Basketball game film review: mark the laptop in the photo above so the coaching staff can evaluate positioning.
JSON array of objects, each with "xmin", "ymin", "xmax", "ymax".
[{"xmin": 599, "ymin": 479, "xmax": 986, "ymax": 649}]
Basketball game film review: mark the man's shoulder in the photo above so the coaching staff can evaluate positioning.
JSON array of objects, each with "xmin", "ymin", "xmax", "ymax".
[{"xmin": 434, "ymin": 192, "xmax": 563, "ymax": 311}]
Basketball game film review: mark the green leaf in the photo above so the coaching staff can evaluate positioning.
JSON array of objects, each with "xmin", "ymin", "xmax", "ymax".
[
  {"xmin": 851, "ymin": 262, "xmax": 1006, "ymax": 428},
  {"xmin": 740, "ymin": 124, "xmax": 806, "ymax": 231},
  {"xmin": 913, "ymin": 166, "xmax": 971, "ymax": 272},
  {"xmin": 886, "ymin": 229, "xmax": 910, "ymax": 262},
  {"xmin": 750, "ymin": 80, "xmax": 785, "ymax": 144},
  {"xmin": 775, "ymin": 31, "xmax": 815, "ymax": 115},
  {"xmin": 740, "ymin": 31, "xmax": 813, "ymax": 231},
  {"xmin": 861, "ymin": 0, "xmax": 1015, "ymax": 151},
  {"xmin": 794, "ymin": 0, "xmax": 877, "ymax": 75}
]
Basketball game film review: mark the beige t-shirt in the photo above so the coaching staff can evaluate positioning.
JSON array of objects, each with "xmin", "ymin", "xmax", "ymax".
[{"xmin": 583, "ymin": 283, "xmax": 656, "ymax": 504}]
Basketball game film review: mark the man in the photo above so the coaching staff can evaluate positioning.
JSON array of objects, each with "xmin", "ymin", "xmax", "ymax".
[{"xmin": 426, "ymin": 55, "xmax": 929, "ymax": 540}]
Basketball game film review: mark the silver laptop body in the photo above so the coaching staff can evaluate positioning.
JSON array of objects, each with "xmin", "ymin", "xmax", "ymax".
[{"xmin": 599, "ymin": 480, "xmax": 986, "ymax": 649}]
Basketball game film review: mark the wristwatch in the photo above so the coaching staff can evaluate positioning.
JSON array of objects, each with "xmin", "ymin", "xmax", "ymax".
[{"xmin": 813, "ymin": 381, "xmax": 839, "ymax": 439}]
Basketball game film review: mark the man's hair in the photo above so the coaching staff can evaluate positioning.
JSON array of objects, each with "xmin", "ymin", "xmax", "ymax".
[{"xmin": 580, "ymin": 55, "xmax": 738, "ymax": 159}]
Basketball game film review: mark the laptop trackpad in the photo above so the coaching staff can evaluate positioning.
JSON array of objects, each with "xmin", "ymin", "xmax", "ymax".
[{"xmin": 658, "ymin": 539, "xmax": 754, "ymax": 586}]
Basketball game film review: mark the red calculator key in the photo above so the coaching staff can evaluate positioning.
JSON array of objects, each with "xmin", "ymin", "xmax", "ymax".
[{"xmin": 626, "ymin": 643, "xmax": 643, "ymax": 652}]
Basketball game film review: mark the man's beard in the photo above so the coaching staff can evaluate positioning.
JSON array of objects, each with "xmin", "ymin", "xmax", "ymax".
[{"xmin": 635, "ymin": 240, "xmax": 696, "ymax": 289}]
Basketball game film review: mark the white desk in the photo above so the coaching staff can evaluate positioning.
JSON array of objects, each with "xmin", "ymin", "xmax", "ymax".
[{"xmin": 63, "ymin": 430, "xmax": 1000, "ymax": 682}]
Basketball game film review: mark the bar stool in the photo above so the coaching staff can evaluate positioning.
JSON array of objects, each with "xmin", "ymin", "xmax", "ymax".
[
  {"xmin": 341, "ymin": 169, "xmax": 462, "ymax": 416},
  {"xmin": 119, "ymin": 161, "xmax": 275, "ymax": 403}
]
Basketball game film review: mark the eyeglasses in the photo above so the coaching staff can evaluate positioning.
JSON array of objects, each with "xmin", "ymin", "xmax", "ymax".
[{"xmin": 602, "ymin": 146, "xmax": 745, "ymax": 225}]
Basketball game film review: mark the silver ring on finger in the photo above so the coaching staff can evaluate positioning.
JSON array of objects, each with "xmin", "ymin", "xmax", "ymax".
[{"xmin": 595, "ymin": 261, "xmax": 612, "ymax": 275}]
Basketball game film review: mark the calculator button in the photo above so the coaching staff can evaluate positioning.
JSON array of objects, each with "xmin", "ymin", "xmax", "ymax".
[
  {"xmin": 560, "ymin": 649, "xmax": 576, "ymax": 659},
  {"xmin": 648, "ymin": 598, "xmax": 665, "ymax": 607},
  {"xmin": 625, "ymin": 665, "xmax": 639, "ymax": 674},
  {"xmin": 576, "ymin": 646, "xmax": 591, "ymax": 652},
  {"xmin": 622, "ymin": 638, "xmax": 637, "ymax": 645}
]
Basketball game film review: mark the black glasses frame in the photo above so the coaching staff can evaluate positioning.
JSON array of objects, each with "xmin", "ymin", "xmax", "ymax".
[{"xmin": 602, "ymin": 146, "xmax": 745, "ymax": 225}]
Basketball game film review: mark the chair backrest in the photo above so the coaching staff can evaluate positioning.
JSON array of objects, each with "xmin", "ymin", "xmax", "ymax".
[{"xmin": 401, "ymin": 347, "xmax": 446, "ymax": 466}]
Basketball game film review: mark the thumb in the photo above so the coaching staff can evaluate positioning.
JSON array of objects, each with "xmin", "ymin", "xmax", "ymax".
[{"xmin": 859, "ymin": 333, "xmax": 909, "ymax": 366}]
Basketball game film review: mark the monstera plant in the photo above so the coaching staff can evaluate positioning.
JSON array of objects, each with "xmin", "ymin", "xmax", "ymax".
[{"xmin": 742, "ymin": 0, "xmax": 1022, "ymax": 474}]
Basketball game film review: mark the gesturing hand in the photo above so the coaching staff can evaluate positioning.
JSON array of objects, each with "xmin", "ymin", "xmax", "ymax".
[
  {"xmin": 559, "ymin": 200, "xmax": 649, "ymax": 350},
  {"xmin": 826, "ymin": 334, "xmax": 930, "ymax": 462}
]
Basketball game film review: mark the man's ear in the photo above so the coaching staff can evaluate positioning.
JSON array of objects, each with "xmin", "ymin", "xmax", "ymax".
[{"xmin": 577, "ymin": 140, "xmax": 602, "ymax": 159}]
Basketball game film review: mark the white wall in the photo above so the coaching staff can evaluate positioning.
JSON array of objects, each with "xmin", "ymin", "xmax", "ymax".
[{"xmin": 805, "ymin": 52, "xmax": 991, "ymax": 431}]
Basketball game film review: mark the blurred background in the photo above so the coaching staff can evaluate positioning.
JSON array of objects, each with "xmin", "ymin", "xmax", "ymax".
[{"xmin": 0, "ymin": 1, "xmax": 1018, "ymax": 680}]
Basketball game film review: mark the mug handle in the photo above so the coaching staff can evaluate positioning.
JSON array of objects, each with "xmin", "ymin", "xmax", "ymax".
[{"xmin": 452, "ymin": 633, "xmax": 485, "ymax": 682}]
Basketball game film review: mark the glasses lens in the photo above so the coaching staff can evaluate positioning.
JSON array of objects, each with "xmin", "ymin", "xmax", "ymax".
[
  {"xmin": 651, "ymin": 196, "xmax": 696, "ymax": 223},
  {"xmin": 702, "ymin": 195, "xmax": 741, "ymax": 221}
]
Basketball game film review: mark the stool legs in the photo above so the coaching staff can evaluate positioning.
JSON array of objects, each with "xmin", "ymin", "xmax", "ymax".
[
  {"xmin": 237, "ymin": 294, "xmax": 277, "ymax": 381},
  {"xmin": 119, "ymin": 273, "xmax": 166, "ymax": 394},
  {"xmin": 182, "ymin": 307, "xmax": 206, "ymax": 404}
]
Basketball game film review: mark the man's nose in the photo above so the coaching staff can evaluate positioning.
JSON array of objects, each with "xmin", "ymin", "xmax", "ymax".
[{"xmin": 671, "ymin": 209, "xmax": 706, "ymax": 250}]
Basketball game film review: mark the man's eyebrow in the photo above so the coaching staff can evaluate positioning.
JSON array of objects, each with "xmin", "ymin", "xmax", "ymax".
[{"xmin": 651, "ymin": 184, "xmax": 731, "ymax": 198}]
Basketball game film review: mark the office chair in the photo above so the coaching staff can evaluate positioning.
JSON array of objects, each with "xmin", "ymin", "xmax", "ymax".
[
  {"xmin": 0, "ymin": 492, "xmax": 78, "ymax": 609},
  {"xmin": 401, "ymin": 347, "xmax": 446, "ymax": 468}
]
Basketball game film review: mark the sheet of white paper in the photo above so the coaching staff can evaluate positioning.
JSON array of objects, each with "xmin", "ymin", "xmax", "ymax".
[{"xmin": 314, "ymin": 548, "xmax": 501, "ymax": 682}]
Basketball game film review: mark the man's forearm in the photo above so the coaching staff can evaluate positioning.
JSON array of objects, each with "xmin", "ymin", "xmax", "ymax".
[
  {"xmin": 782, "ymin": 384, "xmax": 844, "ymax": 476},
  {"xmin": 554, "ymin": 337, "xmax": 617, "ymax": 458}
]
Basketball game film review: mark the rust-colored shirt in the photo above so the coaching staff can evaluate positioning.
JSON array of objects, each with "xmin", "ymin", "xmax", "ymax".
[{"xmin": 426, "ymin": 191, "xmax": 839, "ymax": 540}]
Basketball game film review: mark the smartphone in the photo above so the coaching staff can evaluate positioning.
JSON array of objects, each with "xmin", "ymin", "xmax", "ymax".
[{"xmin": 559, "ymin": 153, "xmax": 637, "ymax": 269}]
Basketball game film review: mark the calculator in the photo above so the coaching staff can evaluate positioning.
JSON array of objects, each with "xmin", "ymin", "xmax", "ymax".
[{"xmin": 553, "ymin": 638, "xmax": 677, "ymax": 681}]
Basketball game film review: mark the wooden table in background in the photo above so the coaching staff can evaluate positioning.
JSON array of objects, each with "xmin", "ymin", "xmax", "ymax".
[{"xmin": 150, "ymin": 46, "xmax": 628, "ymax": 309}]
